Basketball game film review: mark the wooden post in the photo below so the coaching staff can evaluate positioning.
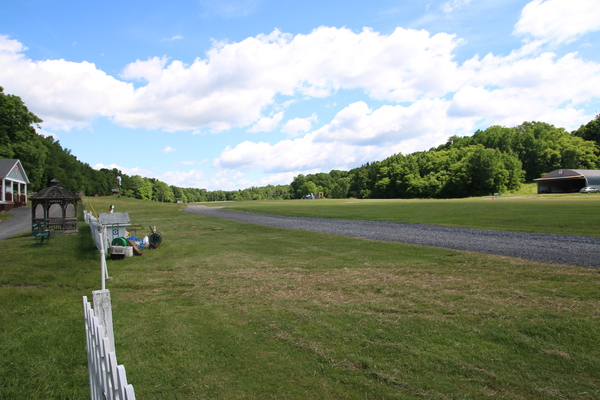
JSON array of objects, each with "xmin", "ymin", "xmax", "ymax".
[
  {"xmin": 92, "ymin": 289, "xmax": 115, "ymax": 353},
  {"xmin": 100, "ymin": 249, "xmax": 107, "ymax": 290}
]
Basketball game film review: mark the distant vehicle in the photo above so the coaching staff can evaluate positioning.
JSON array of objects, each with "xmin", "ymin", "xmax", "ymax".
[{"xmin": 580, "ymin": 186, "xmax": 600, "ymax": 193}]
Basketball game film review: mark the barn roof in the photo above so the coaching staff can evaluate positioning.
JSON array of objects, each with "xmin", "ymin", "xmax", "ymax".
[{"xmin": 534, "ymin": 169, "xmax": 600, "ymax": 186}]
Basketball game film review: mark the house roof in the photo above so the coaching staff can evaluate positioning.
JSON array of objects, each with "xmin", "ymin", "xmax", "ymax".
[
  {"xmin": 0, "ymin": 159, "xmax": 30, "ymax": 184},
  {"xmin": 29, "ymin": 179, "xmax": 80, "ymax": 200}
]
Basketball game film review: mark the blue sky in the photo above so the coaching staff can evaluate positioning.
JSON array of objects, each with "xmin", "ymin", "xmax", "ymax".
[{"xmin": 1, "ymin": 0, "xmax": 600, "ymax": 190}]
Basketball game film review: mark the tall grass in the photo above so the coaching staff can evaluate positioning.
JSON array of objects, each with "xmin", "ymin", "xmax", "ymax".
[{"xmin": 1, "ymin": 195, "xmax": 599, "ymax": 399}]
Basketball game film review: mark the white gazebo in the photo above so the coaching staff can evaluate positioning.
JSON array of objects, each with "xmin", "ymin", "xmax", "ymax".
[{"xmin": 0, "ymin": 159, "xmax": 30, "ymax": 211}]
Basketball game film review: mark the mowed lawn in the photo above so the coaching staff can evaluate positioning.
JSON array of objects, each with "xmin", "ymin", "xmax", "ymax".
[
  {"xmin": 1, "ymin": 195, "xmax": 599, "ymax": 399},
  {"xmin": 211, "ymin": 193, "xmax": 600, "ymax": 237}
]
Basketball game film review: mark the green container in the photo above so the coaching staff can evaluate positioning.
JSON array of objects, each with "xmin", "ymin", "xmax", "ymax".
[{"xmin": 111, "ymin": 237, "xmax": 127, "ymax": 247}]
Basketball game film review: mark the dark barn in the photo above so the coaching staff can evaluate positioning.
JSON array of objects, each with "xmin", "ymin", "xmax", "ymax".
[{"xmin": 534, "ymin": 169, "xmax": 600, "ymax": 194}]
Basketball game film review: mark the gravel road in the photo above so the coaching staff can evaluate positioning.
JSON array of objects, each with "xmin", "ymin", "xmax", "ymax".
[
  {"xmin": 184, "ymin": 205, "xmax": 600, "ymax": 268},
  {"xmin": 0, "ymin": 207, "xmax": 31, "ymax": 241}
]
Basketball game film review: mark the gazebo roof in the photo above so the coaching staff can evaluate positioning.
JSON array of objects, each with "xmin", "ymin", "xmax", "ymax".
[{"xmin": 30, "ymin": 179, "xmax": 80, "ymax": 201}]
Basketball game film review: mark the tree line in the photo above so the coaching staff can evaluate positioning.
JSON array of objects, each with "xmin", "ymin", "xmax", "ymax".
[
  {"xmin": 2, "ymin": 87, "xmax": 599, "ymax": 202},
  {"xmin": 290, "ymin": 118, "xmax": 600, "ymax": 199},
  {"xmin": 0, "ymin": 87, "xmax": 291, "ymax": 202}
]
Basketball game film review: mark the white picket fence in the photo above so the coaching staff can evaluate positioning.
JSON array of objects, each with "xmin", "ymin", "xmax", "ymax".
[
  {"xmin": 83, "ymin": 292, "xmax": 136, "ymax": 400},
  {"xmin": 83, "ymin": 209, "xmax": 136, "ymax": 399},
  {"xmin": 84, "ymin": 210, "xmax": 110, "ymax": 256}
]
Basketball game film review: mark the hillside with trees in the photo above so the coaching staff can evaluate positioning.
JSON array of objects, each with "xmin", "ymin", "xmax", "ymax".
[
  {"xmin": 0, "ymin": 87, "xmax": 290, "ymax": 202},
  {"xmin": 290, "ymin": 119, "xmax": 600, "ymax": 199},
  {"xmin": 2, "ymin": 87, "xmax": 599, "ymax": 202}
]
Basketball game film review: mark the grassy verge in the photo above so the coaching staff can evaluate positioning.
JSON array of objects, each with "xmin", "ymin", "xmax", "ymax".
[
  {"xmin": 209, "ymin": 194, "xmax": 600, "ymax": 237},
  {"xmin": 1, "ymin": 196, "xmax": 599, "ymax": 399},
  {"xmin": 0, "ymin": 220, "xmax": 101, "ymax": 398}
]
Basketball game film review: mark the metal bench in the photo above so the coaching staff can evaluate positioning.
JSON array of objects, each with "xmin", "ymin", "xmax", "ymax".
[{"xmin": 32, "ymin": 223, "xmax": 51, "ymax": 244}]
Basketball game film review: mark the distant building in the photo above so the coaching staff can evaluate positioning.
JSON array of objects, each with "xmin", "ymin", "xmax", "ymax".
[
  {"xmin": 0, "ymin": 159, "xmax": 29, "ymax": 211},
  {"xmin": 534, "ymin": 169, "xmax": 600, "ymax": 193}
]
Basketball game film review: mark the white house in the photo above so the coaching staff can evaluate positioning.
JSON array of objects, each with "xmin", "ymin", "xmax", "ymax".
[{"xmin": 0, "ymin": 159, "xmax": 30, "ymax": 211}]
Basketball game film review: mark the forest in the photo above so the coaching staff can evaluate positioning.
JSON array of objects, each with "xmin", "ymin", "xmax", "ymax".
[
  {"xmin": 291, "ymin": 118, "xmax": 600, "ymax": 199},
  {"xmin": 1, "ymin": 86, "xmax": 599, "ymax": 202}
]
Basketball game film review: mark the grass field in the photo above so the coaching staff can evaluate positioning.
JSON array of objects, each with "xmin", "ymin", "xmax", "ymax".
[
  {"xmin": 1, "ymin": 195, "xmax": 599, "ymax": 399},
  {"xmin": 211, "ymin": 193, "xmax": 600, "ymax": 237}
]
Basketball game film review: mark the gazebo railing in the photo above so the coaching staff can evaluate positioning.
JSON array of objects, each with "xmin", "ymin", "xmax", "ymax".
[{"xmin": 32, "ymin": 217, "xmax": 78, "ymax": 232}]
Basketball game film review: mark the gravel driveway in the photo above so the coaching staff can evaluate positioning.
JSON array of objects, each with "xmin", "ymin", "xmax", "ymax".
[
  {"xmin": 184, "ymin": 205, "xmax": 600, "ymax": 268},
  {"xmin": 0, "ymin": 207, "xmax": 31, "ymax": 241}
]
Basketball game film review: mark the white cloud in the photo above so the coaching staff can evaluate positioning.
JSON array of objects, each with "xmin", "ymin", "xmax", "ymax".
[
  {"xmin": 281, "ymin": 114, "xmax": 317, "ymax": 137},
  {"xmin": 1, "ymin": 27, "xmax": 461, "ymax": 133},
  {"xmin": 92, "ymin": 163, "xmax": 154, "ymax": 177},
  {"xmin": 156, "ymin": 169, "xmax": 205, "ymax": 188},
  {"xmin": 164, "ymin": 35, "xmax": 184, "ymax": 41},
  {"xmin": 121, "ymin": 56, "xmax": 169, "ymax": 82},
  {"xmin": 179, "ymin": 160, "xmax": 205, "ymax": 166},
  {"xmin": 0, "ymin": 35, "xmax": 134, "ymax": 130},
  {"xmin": 214, "ymin": 99, "xmax": 479, "ymax": 174},
  {"xmin": 313, "ymin": 99, "xmax": 474, "ymax": 146},
  {"xmin": 457, "ymin": 50, "xmax": 600, "ymax": 128},
  {"xmin": 0, "ymin": 35, "xmax": 26, "ymax": 53},
  {"xmin": 440, "ymin": 0, "xmax": 472, "ymax": 13},
  {"xmin": 259, "ymin": 171, "xmax": 299, "ymax": 186},
  {"xmin": 514, "ymin": 0, "xmax": 600, "ymax": 44},
  {"xmin": 113, "ymin": 26, "xmax": 461, "ymax": 130},
  {"xmin": 162, "ymin": 146, "xmax": 177, "ymax": 154},
  {"xmin": 247, "ymin": 112, "xmax": 284, "ymax": 133}
]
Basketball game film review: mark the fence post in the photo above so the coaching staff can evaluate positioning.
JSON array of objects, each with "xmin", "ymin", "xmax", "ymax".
[{"xmin": 92, "ymin": 289, "xmax": 115, "ymax": 353}]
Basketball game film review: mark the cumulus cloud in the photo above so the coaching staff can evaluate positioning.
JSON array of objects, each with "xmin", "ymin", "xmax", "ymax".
[
  {"xmin": 514, "ymin": 0, "xmax": 600, "ymax": 44},
  {"xmin": 281, "ymin": 114, "xmax": 318, "ymax": 137},
  {"xmin": 0, "ymin": 39, "xmax": 133, "ymax": 130},
  {"xmin": 0, "ymin": 35, "xmax": 26, "ymax": 53},
  {"xmin": 457, "ymin": 50, "xmax": 600, "ymax": 124},
  {"xmin": 1, "ymin": 27, "xmax": 460, "ymax": 132},
  {"xmin": 156, "ymin": 169, "xmax": 205, "ymax": 188},
  {"xmin": 214, "ymin": 99, "xmax": 480, "ymax": 174},
  {"xmin": 248, "ymin": 112, "xmax": 284, "ymax": 133},
  {"xmin": 162, "ymin": 146, "xmax": 177, "ymax": 154},
  {"xmin": 117, "ymin": 26, "xmax": 460, "ymax": 132}
]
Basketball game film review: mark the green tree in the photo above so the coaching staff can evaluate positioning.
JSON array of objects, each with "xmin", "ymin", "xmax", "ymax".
[
  {"xmin": 300, "ymin": 181, "xmax": 318, "ymax": 197},
  {"xmin": 129, "ymin": 176, "xmax": 153, "ymax": 200},
  {"xmin": 573, "ymin": 114, "xmax": 600, "ymax": 145},
  {"xmin": 290, "ymin": 174, "xmax": 307, "ymax": 199},
  {"xmin": 153, "ymin": 181, "xmax": 174, "ymax": 202},
  {"xmin": 0, "ymin": 87, "xmax": 48, "ymax": 190}
]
